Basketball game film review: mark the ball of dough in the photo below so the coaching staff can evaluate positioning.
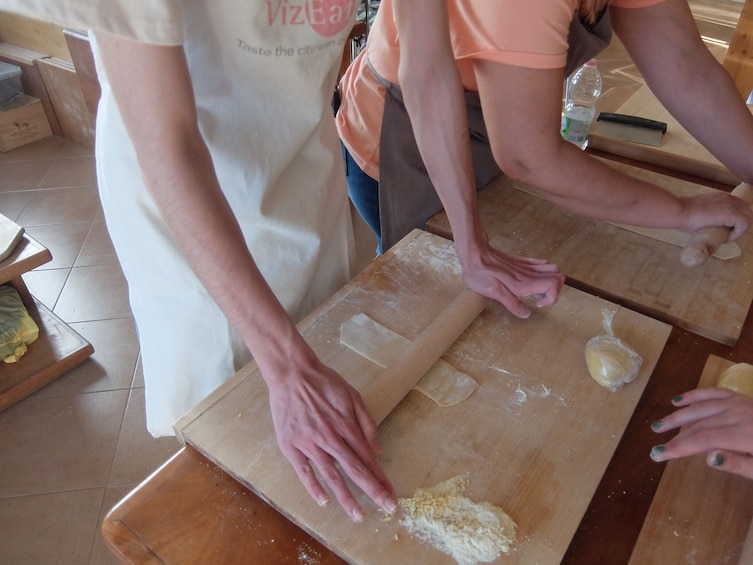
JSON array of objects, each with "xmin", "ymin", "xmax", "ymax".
[
  {"xmin": 717, "ymin": 363, "xmax": 753, "ymax": 396},
  {"xmin": 585, "ymin": 335, "xmax": 643, "ymax": 393}
]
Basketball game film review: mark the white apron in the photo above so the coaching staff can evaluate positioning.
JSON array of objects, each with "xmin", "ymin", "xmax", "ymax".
[{"xmin": 91, "ymin": 1, "xmax": 357, "ymax": 436}]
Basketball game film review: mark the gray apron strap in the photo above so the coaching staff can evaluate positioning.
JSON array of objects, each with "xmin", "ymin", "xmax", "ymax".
[
  {"xmin": 565, "ymin": 7, "xmax": 612, "ymax": 76},
  {"xmin": 373, "ymin": 8, "xmax": 613, "ymax": 251}
]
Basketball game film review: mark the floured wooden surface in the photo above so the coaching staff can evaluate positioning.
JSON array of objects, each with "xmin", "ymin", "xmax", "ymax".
[
  {"xmin": 426, "ymin": 161, "xmax": 753, "ymax": 346},
  {"xmin": 176, "ymin": 230, "xmax": 672, "ymax": 565},
  {"xmin": 588, "ymin": 82, "xmax": 753, "ymax": 185},
  {"xmin": 628, "ymin": 355, "xmax": 753, "ymax": 565}
]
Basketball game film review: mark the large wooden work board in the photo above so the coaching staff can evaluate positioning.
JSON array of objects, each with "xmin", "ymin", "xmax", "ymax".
[
  {"xmin": 176, "ymin": 230, "xmax": 671, "ymax": 565},
  {"xmin": 628, "ymin": 355, "xmax": 753, "ymax": 564},
  {"xmin": 588, "ymin": 82, "xmax": 753, "ymax": 186},
  {"xmin": 426, "ymin": 161, "xmax": 753, "ymax": 347}
]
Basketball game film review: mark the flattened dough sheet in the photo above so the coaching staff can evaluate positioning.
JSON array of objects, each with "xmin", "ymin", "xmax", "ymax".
[{"xmin": 340, "ymin": 313, "xmax": 478, "ymax": 407}]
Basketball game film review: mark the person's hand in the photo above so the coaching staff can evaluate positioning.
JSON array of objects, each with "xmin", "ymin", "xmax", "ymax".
[
  {"xmin": 457, "ymin": 239, "xmax": 564, "ymax": 319},
  {"xmin": 266, "ymin": 350, "xmax": 397, "ymax": 522},
  {"xmin": 680, "ymin": 191, "xmax": 753, "ymax": 241},
  {"xmin": 650, "ymin": 387, "xmax": 753, "ymax": 480}
]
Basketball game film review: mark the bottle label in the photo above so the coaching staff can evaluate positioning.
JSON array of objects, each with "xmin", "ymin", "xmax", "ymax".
[{"xmin": 560, "ymin": 107, "xmax": 594, "ymax": 148}]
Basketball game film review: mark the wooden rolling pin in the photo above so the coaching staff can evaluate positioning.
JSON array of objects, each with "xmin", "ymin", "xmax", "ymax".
[
  {"xmin": 361, "ymin": 289, "xmax": 488, "ymax": 425},
  {"xmin": 681, "ymin": 182, "xmax": 753, "ymax": 268}
]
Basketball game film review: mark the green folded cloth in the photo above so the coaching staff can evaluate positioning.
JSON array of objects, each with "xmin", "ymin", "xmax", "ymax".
[{"xmin": 0, "ymin": 284, "xmax": 39, "ymax": 363}]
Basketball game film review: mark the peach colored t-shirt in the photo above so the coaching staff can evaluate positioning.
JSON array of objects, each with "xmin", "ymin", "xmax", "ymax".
[{"xmin": 337, "ymin": 0, "xmax": 666, "ymax": 180}]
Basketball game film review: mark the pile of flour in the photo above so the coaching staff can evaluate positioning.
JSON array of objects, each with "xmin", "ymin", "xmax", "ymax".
[{"xmin": 399, "ymin": 474, "xmax": 516, "ymax": 565}]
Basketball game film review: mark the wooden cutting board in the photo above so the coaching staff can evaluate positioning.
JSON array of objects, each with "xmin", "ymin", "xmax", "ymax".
[
  {"xmin": 628, "ymin": 355, "xmax": 753, "ymax": 564},
  {"xmin": 0, "ymin": 213, "xmax": 24, "ymax": 262},
  {"xmin": 588, "ymin": 82, "xmax": 753, "ymax": 186},
  {"xmin": 176, "ymin": 230, "xmax": 671, "ymax": 565},
  {"xmin": 425, "ymin": 161, "xmax": 753, "ymax": 346}
]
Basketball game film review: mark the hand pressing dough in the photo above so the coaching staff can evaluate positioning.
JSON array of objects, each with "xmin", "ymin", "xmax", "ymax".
[
  {"xmin": 584, "ymin": 308, "xmax": 643, "ymax": 393},
  {"xmin": 399, "ymin": 474, "xmax": 516, "ymax": 565},
  {"xmin": 340, "ymin": 313, "xmax": 478, "ymax": 406},
  {"xmin": 717, "ymin": 363, "xmax": 753, "ymax": 396}
]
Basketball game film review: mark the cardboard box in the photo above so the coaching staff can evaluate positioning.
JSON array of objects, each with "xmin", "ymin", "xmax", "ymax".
[
  {"xmin": 0, "ymin": 94, "xmax": 52, "ymax": 152},
  {"xmin": 0, "ymin": 61, "xmax": 22, "ymax": 109}
]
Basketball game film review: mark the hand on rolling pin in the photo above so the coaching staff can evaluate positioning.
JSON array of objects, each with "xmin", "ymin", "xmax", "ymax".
[
  {"xmin": 266, "ymin": 349, "xmax": 398, "ymax": 522},
  {"xmin": 650, "ymin": 388, "xmax": 753, "ymax": 480},
  {"xmin": 456, "ymin": 239, "xmax": 564, "ymax": 319},
  {"xmin": 680, "ymin": 183, "xmax": 753, "ymax": 267}
]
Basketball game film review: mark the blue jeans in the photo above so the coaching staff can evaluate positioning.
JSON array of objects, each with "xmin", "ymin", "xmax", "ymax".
[{"xmin": 343, "ymin": 144, "xmax": 382, "ymax": 254}]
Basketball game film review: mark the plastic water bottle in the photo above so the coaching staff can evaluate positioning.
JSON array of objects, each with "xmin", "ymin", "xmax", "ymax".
[{"xmin": 561, "ymin": 59, "xmax": 602, "ymax": 149}]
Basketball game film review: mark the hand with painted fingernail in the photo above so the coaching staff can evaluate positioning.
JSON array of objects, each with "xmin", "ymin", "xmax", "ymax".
[{"xmin": 649, "ymin": 387, "xmax": 753, "ymax": 480}]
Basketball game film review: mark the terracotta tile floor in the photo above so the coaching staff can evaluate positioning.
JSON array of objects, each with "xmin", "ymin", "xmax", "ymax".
[
  {"xmin": 0, "ymin": 2, "xmax": 743, "ymax": 563},
  {"xmin": 0, "ymin": 135, "xmax": 376, "ymax": 565}
]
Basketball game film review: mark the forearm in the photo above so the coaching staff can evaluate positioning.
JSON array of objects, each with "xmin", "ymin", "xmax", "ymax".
[
  {"xmin": 475, "ymin": 60, "xmax": 750, "ymax": 236},
  {"xmin": 95, "ymin": 32, "xmax": 311, "ymax": 385},
  {"xmin": 520, "ymin": 142, "xmax": 690, "ymax": 229},
  {"xmin": 612, "ymin": 0, "xmax": 753, "ymax": 183},
  {"xmin": 142, "ymin": 140, "xmax": 310, "ymax": 382},
  {"xmin": 401, "ymin": 78, "xmax": 487, "ymax": 261},
  {"xmin": 393, "ymin": 0, "xmax": 486, "ymax": 263},
  {"xmin": 657, "ymin": 59, "xmax": 753, "ymax": 183}
]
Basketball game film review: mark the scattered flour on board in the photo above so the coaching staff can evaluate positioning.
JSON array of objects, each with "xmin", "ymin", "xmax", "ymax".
[
  {"xmin": 501, "ymin": 377, "xmax": 568, "ymax": 416},
  {"xmin": 399, "ymin": 474, "xmax": 516, "ymax": 565},
  {"xmin": 392, "ymin": 239, "xmax": 463, "ymax": 277},
  {"xmin": 297, "ymin": 542, "xmax": 322, "ymax": 564}
]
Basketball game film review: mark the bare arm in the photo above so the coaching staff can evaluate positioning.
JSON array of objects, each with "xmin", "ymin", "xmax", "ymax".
[
  {"xmin": 393, "ymin": 0, "xmax": 563, "ymax": 317},
  {"xmin": 612, "ymin": 0, "xmax": 753, "ymax": 184},
  {"xmin": 474, "ymin": 53, "xmax": 752, "ymax": 239},
  {"xmin": 95, "ymin": 32, "xmax": 396, "ymax": 521}
]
